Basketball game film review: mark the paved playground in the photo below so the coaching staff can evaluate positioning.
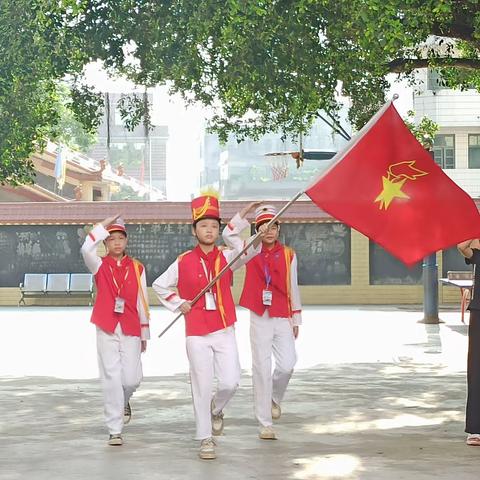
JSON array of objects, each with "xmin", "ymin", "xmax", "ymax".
[{"xmin": 0, "ymin": 305, "xmax": 478, "ymax": 479}]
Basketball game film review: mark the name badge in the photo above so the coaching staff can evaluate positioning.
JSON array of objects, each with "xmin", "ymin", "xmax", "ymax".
[
  {"xmin": 262, "ymin": 289, "xmax": 272, "ymax": 306},
  {"xmin": 205, "ymin": 292, "xmax": 217, "ymax": 311},
  {"xmin": 114, "ymin": 296, "xmax": 125, "ymax": 313}
]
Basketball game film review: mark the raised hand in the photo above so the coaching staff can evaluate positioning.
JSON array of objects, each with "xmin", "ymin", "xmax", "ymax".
[
  {"xmin": 239, "ymin": 201, "xmax": 264, "ymax": 219},
  {"xmin": 101, "ymin": 214, "xmax": 121, "ymax": 228}
]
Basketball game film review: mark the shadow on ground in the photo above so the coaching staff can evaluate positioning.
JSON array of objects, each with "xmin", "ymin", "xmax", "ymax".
[{"xmin": 0, "ymin": 360, "xmax": 477, "ymax": 480}]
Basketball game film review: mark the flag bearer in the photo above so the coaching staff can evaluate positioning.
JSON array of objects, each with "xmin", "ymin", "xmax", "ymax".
[
  {"xmin": 152, "ymin": 196, "xmax": 262, "ymax": 460},
  {"xmin": 235, "ymin": 205, "xmax": 302, "ymax": 440},
  {"xmin": 81, "ymin": 215, "xmax": 150, "ymax": 446},
  {"xmin": 458, "ymin": 239, "xmax": 480, "ymax": 446}
]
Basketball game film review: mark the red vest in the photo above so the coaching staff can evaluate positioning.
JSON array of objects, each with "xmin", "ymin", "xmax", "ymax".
[
  {"xmin": 91, "ymin": 255, "xmax": 143, "ymax": 336},
  {"xmin": 240, "ymin": 242, "xmax": 294, "ymax": 318},
  {"xmin": 177, "ymin": 246, "xmax": 236, "ymax": 336}
]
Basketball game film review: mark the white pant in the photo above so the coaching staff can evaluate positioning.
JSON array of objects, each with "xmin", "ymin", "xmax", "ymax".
[
  {"xmin": 96, "ymin": 324, "xmax": 143, "ymax": 434},
  {"xmin": 186, "ymin": 326, "xmax": 241, "ymax": 440},
  {"xmin": 250, "ymin": 311, "xmax": 297, "ymax": 427}
]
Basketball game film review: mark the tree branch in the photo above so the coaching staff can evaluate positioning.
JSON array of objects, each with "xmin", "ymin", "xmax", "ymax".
[
  {"xmin": 317, "ymin": 113, "xmax": 351, "ymax": 141},
  {"xmin": 324, "ymin": 110, "xmax": 351, "ymax": 140},
  {"xmin": 388, "ymin": 57, "xmax": 480, "ymax": 73}
]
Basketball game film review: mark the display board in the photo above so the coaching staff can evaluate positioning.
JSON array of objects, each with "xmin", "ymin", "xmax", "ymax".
[
  {"xmin": 0, "ymin": 225, "xmax": 88, "ymax": 287},
  {"xmin": 126, "ymin": 224, "xmax": 196, "ymax": 284},
  {"xmin": 279, "ymin": 223, "xmax": 351, "ymax": 285},
  {"xmin": 369, "ymin": 241, "xmax": 422, "ymax": 285},
  {"xmin": 0, "ymin": 224, "xmax": 197, "ymax": 287},
  {"xmin": 0, "ymin": 222, "xmax": 352, "ymax": 287}
]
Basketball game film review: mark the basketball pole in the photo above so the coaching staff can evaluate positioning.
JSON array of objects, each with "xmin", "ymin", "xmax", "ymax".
[{"xmin": 158, "ymin": 190, "xmax": 305, "ymax": 338}]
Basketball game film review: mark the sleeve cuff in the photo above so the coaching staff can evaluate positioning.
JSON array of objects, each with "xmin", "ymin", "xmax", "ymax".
[
  {"xmin": 229, "ymin": 213, "xmax": 249, "ymax": 232},
  {"xmin": 292, "ymin": 312, "xmax": 302, "ymax": 326},
  {"xmin": 141, "ymin": 326, "xmax": 150, "ymax": 341}
]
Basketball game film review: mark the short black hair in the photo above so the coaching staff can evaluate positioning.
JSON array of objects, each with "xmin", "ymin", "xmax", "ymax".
[{"xmin": 192, "ymin": 217, "xmax": 222, "ymax": 228}]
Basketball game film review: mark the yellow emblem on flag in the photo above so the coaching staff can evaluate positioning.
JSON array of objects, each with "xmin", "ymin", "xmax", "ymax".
[{"xmin": 375, "ymin": 161, "xmax": 428, "ymax": 210}]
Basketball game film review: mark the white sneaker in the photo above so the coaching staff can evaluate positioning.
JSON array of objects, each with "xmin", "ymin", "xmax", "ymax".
[
  {"xmin": 271, "ymin": 401, "xmax": 281, "ymax": 420},
  {"xmin": 259, "ymin": 426, "xmax": 277, "ymax": 440},
  {"xmin": 466, "ymin": 434, "xmax": 480, "ymax": 446},
  {"xmin": 199, "ymin": 437, "xmax": 216, "ymax": 460},
  {"xmin": 211, "ymin": 399, "xmax": 224, "ymax": 436},
  {"xmin": 108, "ymin": 434, "xmax": 123, "ymax": 446}
]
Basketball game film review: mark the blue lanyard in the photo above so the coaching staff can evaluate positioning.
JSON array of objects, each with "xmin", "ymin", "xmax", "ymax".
[{"xmin": 262, "ymin": 254, "xmax": 271, "ymax": 289}]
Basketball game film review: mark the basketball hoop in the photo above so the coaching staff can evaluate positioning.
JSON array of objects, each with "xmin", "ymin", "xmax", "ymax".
[{"xmin": 265, "ymin": 154, "xmax": 289, "ymax": 181}]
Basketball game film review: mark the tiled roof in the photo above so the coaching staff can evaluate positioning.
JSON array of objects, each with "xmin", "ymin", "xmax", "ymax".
[{"xmin": 0, "ymin": 199, "xmax": 330, "ymax": 224}]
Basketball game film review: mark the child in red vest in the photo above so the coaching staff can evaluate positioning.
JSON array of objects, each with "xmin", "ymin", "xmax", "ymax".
[
  {"xmin": 153, "ymin": 196, "xmax": 262, "ymax": 460},
  {"xmin": 235, "ymin": 204, "xmax": 302, "ymax": 440},
  {"xmin": 81, "ymin": 214, "xmax": 150, "ymax": 446}
]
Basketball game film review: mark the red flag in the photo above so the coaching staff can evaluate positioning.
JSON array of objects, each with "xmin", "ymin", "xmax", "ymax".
[{"xmin": 305, "ymin": 102, "xmax": 480, "ymax": 265}]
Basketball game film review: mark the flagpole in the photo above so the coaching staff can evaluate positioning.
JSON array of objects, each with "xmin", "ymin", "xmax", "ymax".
[{"xmin": 158, "ymin": 190, "xmax": 305, "ymax": 338}]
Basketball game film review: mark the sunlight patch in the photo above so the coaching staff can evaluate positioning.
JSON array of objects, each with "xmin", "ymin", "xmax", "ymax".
[
  {"xmin": 307, "ymin": 412, "xmax": 461, "ymax": 434},
  {"xmin": 293, "ymin": 454, "xmax": 362, "ymax": 479}
]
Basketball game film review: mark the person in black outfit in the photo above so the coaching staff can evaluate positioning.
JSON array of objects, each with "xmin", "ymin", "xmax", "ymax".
[{"xmin": 458, "ymin": 239, "xmax": 480, "ymax": 446}]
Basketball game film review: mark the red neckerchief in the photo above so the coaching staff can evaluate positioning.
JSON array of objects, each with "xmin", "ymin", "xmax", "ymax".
[
  {"xmin": 261, "ymin": 240, "xmax": 283, "ymax": 256},
  {"xmin": 194, "ymin": 244, "xmax": 219, "ymax": 278}
]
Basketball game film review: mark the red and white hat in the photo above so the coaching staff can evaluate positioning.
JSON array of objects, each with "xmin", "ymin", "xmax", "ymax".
[
  {"xmin": 191, "ymin": 195, "xmax": 220, "ymax": 223},
  {"xmin": 255, "ymin": 204, "xmax": 278, "ymax": 228},
  {"xmin": 106, "ymin": 217, "xmax": 127, "ymax": 235}
]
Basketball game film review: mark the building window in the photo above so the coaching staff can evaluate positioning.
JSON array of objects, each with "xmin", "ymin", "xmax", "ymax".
[
  {"xmin": 114, "ymin": 106, "xmax": 124, "ymax": 126},
  {"xmin": 433, "ymin": 135, "xmax": 455, "ymax": 169},
  {"xmin": 427, "ymin": 69, "xmax": 444, "ymax": 91},
  {"xmin": 469, "ymin": 135, "xmax": 480, "ymax": 169}
]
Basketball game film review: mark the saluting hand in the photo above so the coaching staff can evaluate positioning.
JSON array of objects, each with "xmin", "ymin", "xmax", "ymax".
[
  {"xmin": 239, "ymin": 201, "xmax": 264, "ymax": 219},
  {"xmin": 101, "ymin": 214, "xmax": 121, "ymax": 228}
]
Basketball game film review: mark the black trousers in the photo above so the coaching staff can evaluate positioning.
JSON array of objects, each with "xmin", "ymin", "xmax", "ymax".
[{"xmin": 466, "ymin": 309, "xmax": 480, "ymax": 433}]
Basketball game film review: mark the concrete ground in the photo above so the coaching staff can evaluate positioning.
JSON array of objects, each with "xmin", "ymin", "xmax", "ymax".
[{"xmin": 0, "ymin": 305, "xmax": 479, "ymax": 479}]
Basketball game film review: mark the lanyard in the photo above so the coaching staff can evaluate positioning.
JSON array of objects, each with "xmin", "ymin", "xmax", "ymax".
[
  {"xmin": 262, "ymin": 253, "xmax": 272, "ymax": 289},
  {"xmin": 109, "ymin": 265, "xmax": 129, "ymax": 296},
  {"xmin": 200, "ymin": 258, "xmax": 213, "ymax": 292}
]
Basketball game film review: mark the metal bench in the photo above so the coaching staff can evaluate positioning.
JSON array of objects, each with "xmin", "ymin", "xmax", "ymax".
[
  {"xmin": 19, "ymin": 273, "xmax": 48, "ymax": 305},
  {"xmin": 68, "ymin": 273, "xmax": 94, "ymax": 305},
  {"xmin": 19, "ymin": 273, "xmax": 94, "ymax": 306},
  {"xmin": 46, "ymin": 273, "xmax": 70, "ymax": 295}
]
